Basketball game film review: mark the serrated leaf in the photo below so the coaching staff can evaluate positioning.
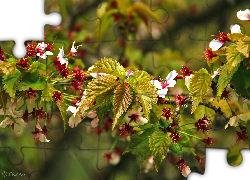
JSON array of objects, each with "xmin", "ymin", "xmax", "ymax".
[
  {"xmin": 217, "ymin": 63, "xmax": 239, "ymax": 97},
  {"xmin": 41, "ymin": 83, "xmax": 56, "ymax": 102},
  {"xmin": 29, "ymin": 61, "xmax": 46, "ymax": 73},
  {"xmin": 112, "ymin": 83, "xmax": 132, "ymax": 129},
  {"xmin": 232, "ymin": 67, "xmax": 250, "ymax": 99},
  {"xmin": 86, "ymin": 75, "xmax": 119, "ymax": 101},
  {"xmin": 0, "ymin": 61, "xmax": 16, "ymax": 75},
  {"xmin": 87, "ymin": 57, "xmax": 126, "ymax": 79},
  {"xmin": 130, "ymin": 70, "xmax": 152, "ymax": 82},
  {"xmin": 130, "ymin": 80, "xmax": 158, "ymax": 119},
  {"xmin": 236, "ymin": 36, "xmax": 250, "ymax": 58},
  {"xmin": 189, "ymin": 68, "xmax": 212, "ymax": 113},
  {"xmin": 123, "ymin": 126, "xmax": 155, "ymax": 169},
  {"xmin": 149, "ymin": 131, "xmax": 171, "ymax": 172},
  {"xmin": 56, "ymin": 97, "xmax": 68, "ymax": 132},
  {"xmin": 18, "ymin": 72, "xmax": 46, "ymax": 91},
  {"xmin": 227, "ymin": 43, "xmax": 244, "ymax": 74},
  {"xmin": 3, "ymin": 69, "xmax": 21, "ymax": 98}
]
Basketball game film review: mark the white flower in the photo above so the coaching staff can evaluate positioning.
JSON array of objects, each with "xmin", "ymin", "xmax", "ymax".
[
  {"xmin": 39, "ymin": 133, "xmax": 50, "ymax": 142},
  {"xmin": 209, "ymin": 39, "xmax": 224, "ymax": 51},
  {"xmin": 144, "ymin": 156, "xmax": 154, "ymax": 173},
  {"xmin": 126, "ymin": 69, "xmax": 133, "ymax": 77},
  {"xmin": 0, "ymin": 99, "xmax": 27, "ymax": 133},
  {"xmin": 109, "ymin": 151, "xmax": 121, "ymax": 165},
  {"xmin": 124, "ymin": 107, "xmax": 148, "ymax": 125},
  {"xmin": 230, "ymin": 24, "xmax": 241, "ymax": 34},
  {"xmin": 181, "ymin": 166, "xmax": 191, "ymax": 177},
  {"xmin": 68, "ymin": 114, "xmax": 82, "ymax": 128},
  {"xmin": 151, "ymin": 70, "xmax": 178, "ymax": 98},
  {"xmin": 184, "ymin": 74, "xmax": 194, "ymax": 90},
  {"xmin": 225, "ymin": 114, "xmax": 249, "ymax": 129},
  {"xmin": 36, "ymin": 42, "xmax": 53, "ymax": 59},
  {"xmin": 57, "ymin": 47, "xmax": 68, "ymax": 67},
  {"xmin": 70, "ymin": 41, "xmax": 77, "ymax": 53},
  {"xmin": 211, "ymin": 68, "xmax": 220, "ymax": 79},
  {"xmin": 237, "ymin": 9, "xmax": 250, "ymax": 21}
]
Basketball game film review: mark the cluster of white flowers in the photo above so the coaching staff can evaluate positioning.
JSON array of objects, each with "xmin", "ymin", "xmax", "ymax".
[{"xmin": 151, "ymin": 70, "xmax": 178, "ymax": 98}]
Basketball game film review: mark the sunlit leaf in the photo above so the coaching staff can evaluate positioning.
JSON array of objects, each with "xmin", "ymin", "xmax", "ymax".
[
  {"xmin": 149, "ymin": 131, "xmax": 171, "ymax": 172},
  {"xmin": 112, "ymin": 83, "xmax": 133, "ymax": 129},
  {"xmin": 189, "ymin": 68, "xmax": 212, "ymax": 113}
]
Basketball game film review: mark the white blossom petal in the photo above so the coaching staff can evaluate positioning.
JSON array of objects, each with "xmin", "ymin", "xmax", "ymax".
[
  {"xmin": 150, "ymin": 80, "xmax": 162, "ymax": 89},
  {"xmin": 89, "ymin": 73, "xmax": 107, "ymax": 78},
  {"xmin": 109, "ymin": 153, "xmax": 121, "ymax": 165},
  {"xmin": 209, "ymin": 39, "xmax": 224, "ymax": 51},
  {"xmin": 67, "ymin": 106, "xmax": 78, "ymax": 117},
  {"xmin": 91, "ymin": 117, "xmax": 99, "ymax": 128},
  {"xmin": 181, "ymin": 166, "xmax": 191, "ymax": 177},
  {"xmin": 0, "ymin": 117, "xmax": 13, "ymax": 128},
  {"xmin": 211, "ymin": 69, "xmax": 220, "ymax": 79},
  {"xmin": 237, "ymin": 9, "xmax": 250, "ymax": 21},
  {"xmin": 71, "ymin": 41, "xmax": 77, "ymax": 53},
  {"xmin": 230, "ymin": 24, "xmax": 241, "ymax": 34},
  {"xmin": 185, "ymin": 74, "xmax": 194, "ymax": 90},
  {"xmin": 39, "ymin": 133, "xmax": 50, "ymax": 142},
  {"xmin": 68, "ymin": 114, "xmax": 82, "ymax": 128}
]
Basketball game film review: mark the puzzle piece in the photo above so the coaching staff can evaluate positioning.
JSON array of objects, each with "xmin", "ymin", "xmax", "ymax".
[
  {"xmin": 2, "ymin": 0, "xmax": 250, "ymax": 180},
  {"xmin": 0, "ymin": 0, "xmax": 61, "ymax": 58}
]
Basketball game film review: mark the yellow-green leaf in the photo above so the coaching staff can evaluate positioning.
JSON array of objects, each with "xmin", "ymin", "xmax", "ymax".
[
  {"xmin": 130, "ymin": 80, "xmax": 158, "ymax": 119},
  {"xmin": 0, "ymin": 62, "xmax": 16, "ymax": 75},
  {"xmin": 236, "ymin": 36, "xmax": 250, "ymax": 58},
  {"xmin": 194, "ymin": 105, "xmax": 215, "ymax": 121},
  {"xmin": 228, "ymin": 33, "xmax": 245, "ymax": 42},
  {"xmin": 86, "ymin": 75, "xmax": 119, "ymax": 101},
  {"xmin": 189, "ymin": 68, "xmax": 212, "ymax": 113},
  {"xmin": 131, "ymin": 70, "xmax": 152, "ymax": 82},
  {"xmin": 112, "ymin": 83, "xmax": 133, "ymax": 129},
  {"xmin": 217, "ymin": 63, "xmax": 239, "ymax": 97},
  {"xmin": 149, "ymin": 131, "xmax": 171, "ymax": 172},
  {"xmin": 87, "ymin": 57, "xmax": 126, "ymax": 79},
  {"xmin": 227, "ymin": 43, "xmax": 244, "ymax": 74},
  {"xmin": 41, "ymin": 83, "xmax": 56, "ymax": 102}
]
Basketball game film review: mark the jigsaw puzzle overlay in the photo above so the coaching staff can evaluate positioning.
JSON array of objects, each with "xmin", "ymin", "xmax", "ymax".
[{"xmin": 1, "ymin": 0, "xmax": 250, "ymax": 180}]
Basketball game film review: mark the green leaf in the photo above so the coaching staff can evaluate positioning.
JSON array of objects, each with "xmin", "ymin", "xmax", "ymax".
[
  {"xmin": 87, "ymin": 57, "xmax": 126, "ymax": 79},
  {"xmin": 189, "ymin": 68, "xmax": 212, "ymax": 113},
  {"xmin": 232, "ymin": 66, "xmax": 250, "ymax": 99},
  {"xmin": 18, "ymin": 72, "xmax": 46, "ymax": 91},
  {"xmin": 227, "ymin": 43, "xmax": 244, "ymax": 74},
  {"xmin": 3, "ymin": 69, "xmax": 21, "ymax": 98},
  {"xmin": 123, "ymin": 126, "xmax": 155, "ymax": 169},
  {"xmin": 41, "ymin": 83, "xmax": 56, "ymax": 102},
  {"xmin": 129, "ymin": 80, "xmax": 158, "ymax": 119},
  {"xmin": 236, "ymin": 36, "xmax": 250, "ymax": 58},
  {"xmin": 149, "ymin": 131, "xmax": 171, "ymax": 172},
  {"xmin": 29, "ymin": 61, "xmax": 46, "ymax": 73},
  {"xmin": 56, "ymin": 97, "xmax": 68, "ymax": 132},
  {"xmin": 217, "ymin": 63, "xmax": 239, "ymax": 97},
  {"xmin": 86, "ymin": 75, "xmax": 119, "ymax": 102},
  {"xmin": 112, "ymin": 83, "xmax": 133, "ymax": 129}
]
